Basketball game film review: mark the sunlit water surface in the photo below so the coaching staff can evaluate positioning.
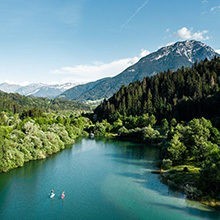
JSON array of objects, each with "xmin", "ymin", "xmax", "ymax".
[{"xmin": 0, "ymin": 138, "xmax": 219, "ymax": 219}]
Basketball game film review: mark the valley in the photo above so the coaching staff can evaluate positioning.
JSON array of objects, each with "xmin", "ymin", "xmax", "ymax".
[{"xmin": 0, "ymin": 40, "xmax": 220, "ymax": 218}]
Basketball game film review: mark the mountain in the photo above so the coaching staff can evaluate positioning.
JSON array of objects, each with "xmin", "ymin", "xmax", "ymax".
[
  {"xmin": 0, "ymin": 83, "xmax": 22, "ymax": 93},
  {"xmin": 15, "ymin": 83, "xmax": 46, "ymax": 96},
  {"xmin": 94, "ymin": 57, "xmax": 220, "ymax": 123},
  {"xmin": 61, "ymin": 40, "xmax": 219, "ymax": 101},
  {"xmin": 16, "ymin": 82, "xmax": 78, "ymax": 98},
  {"xmin": 0, "ymin": 82, "xmax": 79, "ymax": 98}
]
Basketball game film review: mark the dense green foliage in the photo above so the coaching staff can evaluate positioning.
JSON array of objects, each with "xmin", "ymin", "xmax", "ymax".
[
  {"xmin": 95, "ymin": 57, "xmax": 220, "ymax": 122},
  {"xmin": 92, "ymin": 114, "xmax": 220, "ymax": 200},
  {"xmin": 0, "ymin": 90, "xmax": 90, "ymax": 114},
  {"xmin": 93, "ymin": 58, "xmax": 220, "ymax": 202},
  {"xmin": 0, "ymin": 91, "xmax": 92, "ymax": 173},
  {"xmin": 91, "ymin": 113, "xmax": 160, "ymax": 143},
  {"xmin": 161, "ymin": 118, "xmax": 220, "ymax": 198},
  {"xmin": 0, "ymin": 111, "xmax": 90, "ymax": 172}
]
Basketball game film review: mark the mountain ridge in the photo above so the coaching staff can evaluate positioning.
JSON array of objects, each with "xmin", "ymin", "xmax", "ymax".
[
  {"xmin": 61, "ymin": 40, "xmax": 219, "ymax": 101},
  {"xmin": 94, "ymin": 57, "xmax": 220, "ymax": 122},
  {"xmin": 0, "ymin": 82, "xmax": 80, "ymax": 98}
]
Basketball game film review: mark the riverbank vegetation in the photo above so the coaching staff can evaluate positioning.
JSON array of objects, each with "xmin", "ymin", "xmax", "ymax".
[
  {"xmin": 93, "ymin": 57, "xmax": 220, "ymax": 207},
  {"xmin": 0, "ymin": 92, "xmax": 91, "ymax": 172},
  {"xmin": 90, "ymin": 113, "xmax": 220, "ymax": 207},
  {"xmin": 161, "ymin": 118, "xmax": 220, "ymax": 206},
  {"xmin": 0, "ymin": 111, "xmax": 91, "ymax": 172}
]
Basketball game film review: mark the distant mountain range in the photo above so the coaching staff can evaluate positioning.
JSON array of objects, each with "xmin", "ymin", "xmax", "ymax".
[
  {"xmin": 61, "ymin": 40, "xmax": 219, "ymax": 101},
  {"xmin": 0, "ymin": 82, "xmax": 79, "ymax": 98}
]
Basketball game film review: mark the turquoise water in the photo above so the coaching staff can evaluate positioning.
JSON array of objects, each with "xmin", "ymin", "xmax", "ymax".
[{"xmin": 0, "ymin": 138, "xmax": 219, "ymax": 219}]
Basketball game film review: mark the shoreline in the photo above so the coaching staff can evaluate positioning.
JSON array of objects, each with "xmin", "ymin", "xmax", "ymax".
[
  {"xmin": 0, "ymin": 135, "xmax": 86, "ymax": 174},
  {"xmin": 160, "ymin": 169, "xmax": 220, "ymax": 210},
  {"xmin": 114, "ymin": 135, "xmax": 220, "ymax": 209},
  {"xmin": 1, "ymin": 134, "xmax": 219, "ymax": 210}
]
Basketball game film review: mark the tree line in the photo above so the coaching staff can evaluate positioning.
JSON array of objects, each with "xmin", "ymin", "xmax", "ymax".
[
  {"xmin": 0, "ymin": 91, "xmax": 92, "ymax": 172},
  {"xmin": 93, "ymin": 57, "xmax": 220, "ymax": 203},
  {"xmin": 0, "ymin": 111, "xmax": 91, "ymax": 172},
  {"xmin": 95, "ymin": 57, "xmax": 220, "ymax": 123},
  {"xmin": 0, "ymin": 90, "xmax": 90, "ymax": 115}
]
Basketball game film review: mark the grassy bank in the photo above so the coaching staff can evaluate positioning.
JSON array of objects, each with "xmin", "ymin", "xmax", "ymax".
[{"xmin": 161, "ymin": 165, "xmax": 220, "ymax": 209}]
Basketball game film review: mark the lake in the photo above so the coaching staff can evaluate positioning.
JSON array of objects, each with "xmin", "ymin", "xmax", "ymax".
[{"xmin": 0, "ymin": 138, "xmax": 219, "ymax": 219}]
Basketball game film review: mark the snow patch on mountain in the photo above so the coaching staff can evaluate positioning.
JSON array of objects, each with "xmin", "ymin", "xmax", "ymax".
[
  {"xmin": 0, "ymin": 82, "xmax": 81, "ymax": 98},
  {"xmin": 149, "ymin": 40, "xmax": 217, "ymax": 63}
]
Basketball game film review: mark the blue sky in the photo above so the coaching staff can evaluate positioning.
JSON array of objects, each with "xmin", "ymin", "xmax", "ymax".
[{"xmin": 0, "ymin": 0, "xmax": 219, "ymax": 85}]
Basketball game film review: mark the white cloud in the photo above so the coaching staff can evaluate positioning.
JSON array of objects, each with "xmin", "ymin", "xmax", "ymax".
[
  {"xmin": 216, "ymin": 49, "xmax": 220, "ymax": 54},
  {"xmin": 177, "ymin": 27, "xmax": 209, "ymax": 41},
  {"xmin": 52, "ymin": 49, "xmax": 150, "ymax": 82},
  {"xmin": 177, "ymin": 27, "xmax": 191, "ymax": 39},
  {"xmin": 210, "ymin": 5, "xmax": 220, "ymax": 12}
]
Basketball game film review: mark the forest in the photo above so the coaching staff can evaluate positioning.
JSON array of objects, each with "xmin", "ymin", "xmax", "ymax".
[
  {"xmin": 95, "ymin": 57, "xmax": 220, "ymax": 124},
  {"xmin": 93, "ymin": 57, "xmax": 220, "ymax": 204},
  {"xmin": 0, "ymin": 90, "xmax": 90, "ymax": 114},
  {"xmin": 89, "ymin": 113, "xmax": 220, "ymax": 200}
]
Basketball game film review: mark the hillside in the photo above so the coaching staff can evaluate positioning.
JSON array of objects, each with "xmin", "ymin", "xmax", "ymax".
[
  {"xmin": 61, "ymin": 40, "xmax": 219, "ymax": 101},
  {"xmin": 92, "ymin": 57, "xmax": 220, "ymax": 202},
  {"xmin": 0, "ymin": 90, "xmax": 90, "ymax": 114},
  {"xmin": 94, "ymin": 57, "xmax": 220, "ymax": 123}
]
